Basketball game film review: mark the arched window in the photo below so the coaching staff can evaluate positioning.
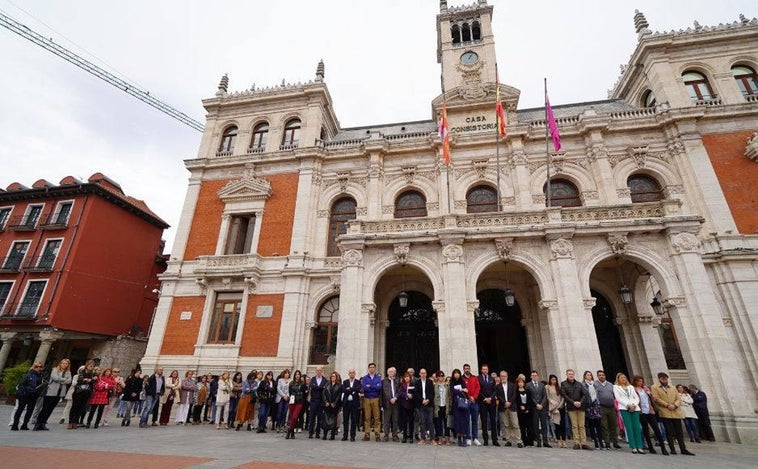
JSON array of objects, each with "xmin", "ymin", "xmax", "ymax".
[
  {"xmin": 394, "ymin": 190, "xmax": 427, "ymax": 218},
  {"xmin": 628, "ymin": 174, "xmax": 664, "ymax": 203},
  {"xmin": 642, "ymin": 89, "xmax": 657, "ymax": 108},
  {"xmin": 462, "ymin": 23, "xmax": 471, "ymax": 42},
  {"xmin": 282, "ymin": 118, "xmax": 301, "ymax": 147},
  {"xmin": 732, "ymin": 65, "xmax": 758, "ymax": 96},
  {"xmin": 466, "ymin": 185, "xmax": 498, "ymax": 213},
  {"xmin": 682, "ymin": 71, "xmax": 714, "ymax": 101},
  {"xmin": 472, "ymin": 21, "xmax": 481, "ymax": 41},
  {"xmin": 327, "ymin": 197, "xmax": 356, "ymax": 257},
  {"xmin": 250, "ymin": 122, "xmax": 268, "ymax": 151},
  {"xmin": 544, "ymin": 179, "xmax": 581, "ymax": 207},
  {"xmin": 309, "ymin": 296, "xmax": 339, "ymax": 365},
  {"xmin": 218, "ymin": 125, "xmax": 238, "ymax": 154},
  {"xmin": 451, "ymin": 24, "xmax": 461, "ymax": 44}
]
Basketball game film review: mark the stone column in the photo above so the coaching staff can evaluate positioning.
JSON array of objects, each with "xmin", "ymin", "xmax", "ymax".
[
  {"xmin": 0, "ymin": 332, "xmax": 18, "ymax": 371},
  {"xmin": 438, "ymin": 239, "xmax": 476, "ymax": 371},
  {"xmin": 334, "ymin": 248, "xmax": 368, "ymax": 374},
  {"xmin": 34, "ymin": 330, "xmax": 64, "ymax": 365},
  {"xmin": 545, "ymin": 236, "xmax": 603, "ymax": 375}
]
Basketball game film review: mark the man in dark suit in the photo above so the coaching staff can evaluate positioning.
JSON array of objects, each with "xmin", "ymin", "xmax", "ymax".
[
  {"xmin": 308, "ymin": 366, "xmax": 327, "ymax": 438},
  {"xmin": 414, "ymin": 368, "xmax": 435, "ymax": 443},
  {"xmin": 526, "ymin": 370, "xmax": 550, "ymax": 447},
  {"xmin": 381, "ymin": 366, "xmax": 400, "ymax": 441},
  {"xmin": 342, "ymin": 368, "xmax": 361, "ymax": 441},
  {"xmin": 477, "ymin": 364, "xmax": 500, "ymax": 446},
  {"xmin": 139, "ymin": 367, "xmax": 164, "ymax": 428},
  {"xmin": 496, "ymin": 370, "xmax": 522, "ymax": 447}
]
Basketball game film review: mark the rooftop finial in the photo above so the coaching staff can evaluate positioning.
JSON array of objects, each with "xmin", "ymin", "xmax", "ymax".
[
  {"xmin": 739, "ymin": 14, "xmax": 749, "ymax": 24},
  {"xmin": 316, "ymin": 59, "xmax": 325, "ymax": 82},
  {"xmin": 634, "ymin": 10, "xmax": 651, "ymax": 37},
  {"xmin": 216, "ymin": 73, "xmax": 229, "ymax": 96},
  {"xmin": 440, "ymin": 0, "xmax": 447, "ymax": 13}
]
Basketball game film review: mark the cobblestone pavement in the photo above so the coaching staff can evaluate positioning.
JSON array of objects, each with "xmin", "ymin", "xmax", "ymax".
[{"xmin": 2, "ymin": 404, "xmax": 757, "ymax": 468}]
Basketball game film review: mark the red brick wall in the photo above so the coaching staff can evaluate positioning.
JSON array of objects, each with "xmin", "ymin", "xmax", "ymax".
[
  {"xmin": 239, "ymin": 293, "xmax": 283, "ymax": 356},
  {"xmin": 183, "ymin": 173, "xmax": 299, "ymax": 259},
  {"xmin": 160, "ymin": 296, "xmax": 205, "ymax": 355},
  {"xmin": 702, "ymin": 132, "xmax": 758, "ymax": 234}
]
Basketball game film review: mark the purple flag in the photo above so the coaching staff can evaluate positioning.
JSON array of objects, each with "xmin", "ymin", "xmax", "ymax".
[{"xmin": 545, "ymin": 94, "xmax": 562, "ymax": 152}]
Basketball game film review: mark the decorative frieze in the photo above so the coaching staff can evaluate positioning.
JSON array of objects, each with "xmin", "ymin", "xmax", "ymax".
[
  {"xmin": 317, "ymin": 210, "xmax": 330, "ymax": 218},
  {"xmin": 356, "ymin": 207, "xmax": 367, "ymax": 216}
]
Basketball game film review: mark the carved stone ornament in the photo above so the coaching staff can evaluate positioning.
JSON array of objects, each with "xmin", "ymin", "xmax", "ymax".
[
  {"xmin": 473, "ymin": 159, "xmax": 489, "ymax": 179},
  {"xmin": 394, "ymin": 243, "xmax": 410, "ymax": 265},
  {"xmin": 617, "ymin": 188, "xmax": 631, "ymax": 198},
  {"xmin": 330, "ymin": 276, "xmax": 341, "ymax": 292},
  {"xmin": 583, "ymin": 298, "xmax": 597, "ymax": 309},
  {"xmin": 336, "ymin": 172, "xmax": 350, "ymax": 193},
  {"xmin": 722, "ymin": 317, "xmax": 733, "ymax": 327},
  {"xmin": 221, "ymin": 277, "xmax": 232, "ymax": 289},
  {"xmin": 356, "ymin": 207, "xmax": 367, "ymax": 216},
  {"xmin": 305, "ymin": 320, "xmax": 317, "ymax": 330},
  {"xmin": 442, "ymin": 243, "xmax": 464, "ymax": 263},
  {"xmin": 494, "ymin": 238, "xmax": 514, "ymax": 260},
  {"xmin": 317, "ymin": 210, "xmax": 329, "ymax": 218},
  {"xmin": 745, "ymin": 132, "xmax": 758, "ymax": 162},
  {"xmin": 217, "ymin": 169, "xmax": 273, "ymax": 203},
  {"xmin": 243, "ymin": 276, "xmax": 258, "ymax": 293},
  {"xmin": 361, "ymin": 303, "xmax": 377, "ymax": 326},
  {"xmin": 607, "ymin": 233, "xmax": 628, "ymax": 255},
  {"xmin": 550, "ymin": 238, "xmax": 574, "ymax": 258},
  {"xmin": 670, "ymin": 232, "xmax": 701, "ymax": 253},
  {"xmin": 342, "ymin": 249, "xmax": 363, "ymax": 266},
  {"xmin": 401, "ymin": 166, "xmax": 417, "ymax": 184},
  {"xmin": 628, "ymin": 145, "xmax": 648, "ymax": 167},
  {"xmin": 663, "ymin": 296, "xmax": 686, "ymax": 309},
  {"xmin": 511, "ymin": 150, "xmax": 527, "ymax": 166},
  {"xmin": 539, "ymin": 300, "xmax": 558, "ymax": 311}
]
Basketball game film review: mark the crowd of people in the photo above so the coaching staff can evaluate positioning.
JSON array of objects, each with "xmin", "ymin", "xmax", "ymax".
[{"xmin": 9, "ymin": 358, "xmax": 716, "ymax": 457}]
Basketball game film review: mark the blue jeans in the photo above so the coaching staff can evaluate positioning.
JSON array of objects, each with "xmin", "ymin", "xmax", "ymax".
[
  {"xmin": 139, "ymin": 395, "xmax": 158, "ymax": 425},
  {"xmin": 276, "ymin": 400, "xmax": 289, "ymax": 428},
  {"xmin": 258, "ymin": 402, "xmax": 270, "ymax": 430},
  {"xmin": 468, "ymin": 400, "xmax": 479, "ymax": 439}
]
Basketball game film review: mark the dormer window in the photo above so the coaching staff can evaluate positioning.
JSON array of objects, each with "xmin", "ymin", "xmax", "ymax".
[
  {"xmin": 682, "ymin": 71, "xmax": 714, "ymax": 101},
  {"xmin": 732, "ymin": 65, "xmax": 758, "ymax": 97}
]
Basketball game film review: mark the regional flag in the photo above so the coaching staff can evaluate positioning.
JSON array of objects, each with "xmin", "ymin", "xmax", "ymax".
[
  {"xmin": 438, "ymin": 103, "xmax": 451, "ymax": 165},
  {"xmin": 545, "ymin": 92, "xmax": 562, "ymax": 152},
  {"xmin": 496, "ymin": 68, "xmax": 506, "ymax": 139}
]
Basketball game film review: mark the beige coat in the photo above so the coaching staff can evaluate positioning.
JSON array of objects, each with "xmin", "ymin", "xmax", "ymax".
[
  {"xmin": 160, "ymin": 376, "xmax": 180, "ymax": 404},
  {"xmin": 651, "ymin": 383, "xmax": 683, "ymax": 419}
]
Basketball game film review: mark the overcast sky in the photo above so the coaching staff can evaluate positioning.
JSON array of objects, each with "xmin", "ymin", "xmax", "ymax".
[{"xmin": 0, "ymin": 0, "xmax": 754, "ymax": 253}]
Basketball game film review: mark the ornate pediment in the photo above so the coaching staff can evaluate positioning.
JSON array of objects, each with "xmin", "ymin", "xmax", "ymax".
[
  {"xmin": 217, "ymin": 171, "xmax": 273, "ymax": 203},
  {"xmin": 431, "ymin": 82, "xmax": 521, "ymax": 109}
]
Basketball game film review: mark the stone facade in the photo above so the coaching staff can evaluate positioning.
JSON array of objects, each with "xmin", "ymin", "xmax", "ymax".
[{"xmin": 142, "ymin": 2, "xmax": 758, "ymax": 443}]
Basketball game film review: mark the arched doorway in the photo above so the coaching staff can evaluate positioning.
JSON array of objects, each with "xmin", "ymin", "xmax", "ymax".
[
  {"xmin": 591, "ymin": 289, "xmax": 628, "ymax": 378},
  {"xmin": 475, "ymin": 289, "xmax": 530, "ymax": 377},
  {"xmin": 385, "ymin": 291, "xmax": 439, "ymax": 374}
]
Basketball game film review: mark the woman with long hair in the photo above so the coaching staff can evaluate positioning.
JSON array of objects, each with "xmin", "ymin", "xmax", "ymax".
[
  {"xmin": 286, "ymin": 369, "xmax": 307, "ymax": 439},
  {"xmin": 515, "ymin": 374, "xmax": 533, "ymax": 446},
  {"xmin": 398, "ymin": 371, "xmax": 415, "ymax": 443},
  {"xmin": 215, "ymin": 371, "xmax": 233, "ymax": 429},
  {"xmin": 87, "ymin": 367, "xmax": 114, "ymax": 428},
  {"xmin": 614, "ymin": 373, "xmax": 643, "ymax": 453},
  {"xmin": 633, "ymin": 375, "xmax": 667, "ymax": 454},
  {"xmin": 68, "ymin": 359, "xmax": 97, "ymax": 430},
  {"xmin": 176, "ymin": 371, "xmax": 196, "ymax": 425},
  {"xmin": 677, "ymin": 384, "xmax": 701, "ymax": 443},
  {"xmin": 159, "ymin": 370, "xmax": 180, "ymax": 425},
  {"xmin": 235, "ymin": 370, "xmax": 257, "ymax": 431},
  {"xmin": 582, "ymin": 370, "xmax": 602, "ymax": 449},
  {"xmin": 546, "ymin": 373, "xmax": 567, "ymax": 447},
  {"xmin": 322, "ymin": 371, "xmax": 343, "ymax": 440},
  {"xmin": 192, "ymin": 374, "xmax": 208, "ymax": 425},
  {"xmin": 120, "ymin": 369, "xmax": 142, "ymax": 427},
  {"xmin": 256, "ymin": 371, "xmax": 276, "ymax": 433},
  {"xmin": 229, "ymin": 371, "xmax": 243, "ymax": 429},
  {"xmin": 276, "ymin": 369, "xmax": 292, "ymax": 432},
  {"xmin": 450, "ymin": 368, "xmax": 469, "ymax": 447},
  {"xmin": 433, "ymin": 370, "xmax": 451, "ymax": 445},
  {"xmin": 34, "ymin": 358, "xmax": 71, "ymax": 431}
]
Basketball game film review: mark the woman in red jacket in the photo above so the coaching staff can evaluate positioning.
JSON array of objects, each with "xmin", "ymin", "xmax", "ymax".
[{"xmin": 87, "ymin": 368, "xmax": 114, "ymax": 428}]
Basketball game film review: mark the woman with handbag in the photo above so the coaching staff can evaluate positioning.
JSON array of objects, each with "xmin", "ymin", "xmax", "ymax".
[
  {"xmin": 215, "ymin": 371, "xmax": 233, "ymax": 429},
  {"xmin": 546, "ymin": 374, "xmax": 567, "ymax": 447},
  {"xmin": 191, "ymin": 374, "xmax": 208, "ymax": 425},
  {"xmin": 582, "ymin": 370, "xmax": 603, "ymax": 449},
  {"xmin": 286, "ymin": 370, "xmax": 307, "ymax": 439},
  {"xmin": 120, "ymin": 369, "xmax": 142, "ymax": 426},
  {"xmin": 450, "ymin": 368, "xmax": 470, "ymax": 447},
  {"xmin": 275, "ymin": 369, "xmax": 292, "ymax": 432},
  {"xmin": 228, "ymin": 372, "xmax": 243, "ymax": 429},
  {"xmin": 11, "ymin": 361, "xmax": 45, "ymax": 431},
  {"xmin": 176, "ymin": 370, "xmax": 196, "ymax": 425},
  {"xmin": 158, "ymin": 370, "xmax": 180, "ymax": 425},
  {"xmin": 34, "ymin": 358, "xmax": 71, "ymax": 431},
  {"xmin": 68, "ymin": 359, "xmax": 97, "ymax": 430},
  {"xmin": 256, "ymin": 371, "xmax": 276, "ymax": 433},
  {"xmin": 235, "ymin": 370, "xmax": 258, "ymax": 431},
  {"xmin": 86, "ymin": 367, "xmax": 114, "ymax": 428},
  {"xmin": 515, "ymin": 374, "xmax": 533, "ymax": 446},
  {"xmin": 322, "ymin": 371, "xmax": 343, "ymax": 440}
]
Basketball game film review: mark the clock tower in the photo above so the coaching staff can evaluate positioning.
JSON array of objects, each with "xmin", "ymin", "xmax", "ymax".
[{"xmin": 437, "ymin": 0, "xmax": 497, "ymax": 98}]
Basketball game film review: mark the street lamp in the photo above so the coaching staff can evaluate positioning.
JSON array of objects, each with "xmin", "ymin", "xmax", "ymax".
[
  {"xmin": 615, "ymin": 257, "xmax": 633, "ymax": 304},
  {"xmin": 650, "ymin": 297, "xmax": 664, "ymax": 316},
  {"xmin": 398, "ymin": 263, "xmax": 408, "ymax": 308},
  {"xmin": 504, "ymin": 261, "xmax": 516, "ymax": 307}
]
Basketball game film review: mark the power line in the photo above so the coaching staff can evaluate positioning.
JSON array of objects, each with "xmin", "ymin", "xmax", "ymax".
[{"xmin": 0, "ymin": 9, "xmax": 204, "ymax": 132}]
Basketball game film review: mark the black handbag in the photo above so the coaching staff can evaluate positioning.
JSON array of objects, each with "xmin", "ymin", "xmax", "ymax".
[{"xmin": 456, "ymin": 395, "xmax": 469, "ymax": 410}]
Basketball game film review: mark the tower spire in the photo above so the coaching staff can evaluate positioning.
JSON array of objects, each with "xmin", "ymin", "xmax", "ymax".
[
  {"xmin": 316, "ymin": 59, "xmax": 325, "ymax": 82},
  {"xmin": 634, "ymin": 10, "xmax": 651, "ymax": 38}
]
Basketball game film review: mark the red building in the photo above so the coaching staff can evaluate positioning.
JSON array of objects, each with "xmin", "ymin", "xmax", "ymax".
[{"xmin": 0, "ymin": 173, "xmax": 168, "ymax": 372}]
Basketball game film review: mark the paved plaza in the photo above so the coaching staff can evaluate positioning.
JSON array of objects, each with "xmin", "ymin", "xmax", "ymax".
[{"xmin": 2, "ymin": 404, "xmax": 758, "ymax": 468}]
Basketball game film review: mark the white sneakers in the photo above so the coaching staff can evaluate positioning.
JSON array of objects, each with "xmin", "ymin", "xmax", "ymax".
[
  {"xmin": 466, "ymin": 439, "xmax": 472, "ymax": 446},
  {"xmin": 473, "ymin": 438, "xmax": 482, "ymax": 446}
]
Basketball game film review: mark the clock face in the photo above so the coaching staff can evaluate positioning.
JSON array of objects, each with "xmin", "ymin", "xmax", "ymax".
[{"xmin": 460, "ymin": 51, "xmax": 479, "ymax": 65}]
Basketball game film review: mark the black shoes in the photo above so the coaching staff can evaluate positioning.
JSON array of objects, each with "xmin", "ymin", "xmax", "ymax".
[{"xmin": 681, "ymin": 449, "xmax": 696, "ymax": 456}]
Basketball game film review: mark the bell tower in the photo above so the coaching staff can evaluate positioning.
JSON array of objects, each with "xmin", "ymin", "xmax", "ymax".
[{"xmin": 437, "ymin": 0, "xmax": 497, "ymax": 97}]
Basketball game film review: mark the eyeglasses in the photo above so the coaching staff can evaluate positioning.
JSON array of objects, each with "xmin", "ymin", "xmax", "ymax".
[
  {"xmin": 113, "ymin": 370, "xmax": 120, "ymax": 373},
  {"xmin": 33, "ymin": 365, "xmax": 42, "ymax": 369}
]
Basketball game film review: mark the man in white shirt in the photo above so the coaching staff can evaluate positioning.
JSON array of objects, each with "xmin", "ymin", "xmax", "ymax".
[{"xmin": 415, "ymin": 368, "xmax": 435, "ymax": 444}]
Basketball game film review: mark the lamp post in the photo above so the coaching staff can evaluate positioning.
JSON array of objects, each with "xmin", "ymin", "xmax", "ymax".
[
  {"xmin": 504, "ymin": 261, "xmax": 516, "ymax": 307},
  {"xmin": 398, "ymin": 264, "xmax": 408, "ymax": 308},
  {"xmin": 615, "ymin": 257, "xmax": 633, "ymax": 304}
]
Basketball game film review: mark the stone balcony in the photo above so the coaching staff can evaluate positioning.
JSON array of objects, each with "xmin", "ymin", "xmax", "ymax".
[{"xmin": 193, "ymin": 253, "xmax": 262, "ymax": 277}]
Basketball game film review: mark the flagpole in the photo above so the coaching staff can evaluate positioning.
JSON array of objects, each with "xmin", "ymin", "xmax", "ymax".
[
  {"xmin": 544, "ymin": 77, "xmax": 552, "ymax": 208},
  {"xmin": 495, "ymin": 64, "xmax": 502, "ymax": 212}
]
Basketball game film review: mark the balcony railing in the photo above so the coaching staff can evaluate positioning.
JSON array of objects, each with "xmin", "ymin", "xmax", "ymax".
[
  {"xmin": 215, "ymin": 150, "xmax": 233, "ymax": 157},
  {"xmin": 695, "ymin": 97, "xmax": 722, "ymax": 106},
  {"xmin": 279, "ymin": 143, "xmax": 299, "ymax": 151},
  {"xmin": 745, "ymin": 93, "xmax": 758, "ymax": 103},
  {"xmin": 246, "ymin": 147, "xmax": 264, "ymax": 155},
  {"xmin": 0, "ymin": 302, "xmax": 46, "ymax": 319},
  {"xmin": 22, "ymin": 256, "xmax": 56, "ymax": 272},
  {"xmin": 5, "ymin": 215, "xmax": 38, "ymax": 231},
  {"xmin": 0, "ymin": 256, "xmax": 24, "ymax": 273},
  {"xmin": 38, "ymin": 212, "xmax": 70, "ymax": 230}
]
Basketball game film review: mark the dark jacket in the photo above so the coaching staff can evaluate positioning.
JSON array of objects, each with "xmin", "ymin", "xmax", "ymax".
[
  {"xmin": 525, "ymin": 379, "xmax": 547, "ymax": 408},
  {"xmin": 309, "ymin": 375, "xmax": 327, "ymax": 402},
  {"xmin": 342, "ymin": 378, "xmax": 361, "ymax": 406},
  {"xmin": 398, "ymin": 381, "xmax": 415, "ymax": 410},
  {"xmin": 477, "ymin": 374, "xmax": 496, "ymax": 406},
  {"xmin": 495, "ymin": 380, "xmax": 517, "ymax": 412},
  {"xmin": 323, "ymin": 382, "xmax": 343, "ymax": 412},
  {"xmin": 16, "ymin": 369, "xmax": 43, "ymax": 398},
  {"xmin": 145, "ymin": 373, "xmax": 165, "ymax": 397},
  {"xmin": 122, "ymin": 375, "xmax": 143, "ymax": 401},
  {"xmin": 560, "ymin": 379, "xmax": 586, "ymax": 410},
  {"xmin": 289, "ymin": 380, "xmax": 307, "ymax": 404},
  {"xmin": 381, "ymin": 376, "xmax": 400, "ymax": 408},
  {"xmin": 414, "ymin": 378, "xmax": 435, "ymax": 408},
  {"xmin": 257, "ymin": 379, "xmax": 276, "ymax": 404}
]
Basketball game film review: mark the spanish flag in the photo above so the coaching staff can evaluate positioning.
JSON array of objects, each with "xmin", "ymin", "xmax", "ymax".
[
  {"xmin": 438, "ymin": 103, "xmax": 451, "ymax": 166},
  {"xmin": 496, "ymin": 67, "xmax": 506, "ymax": 139}
]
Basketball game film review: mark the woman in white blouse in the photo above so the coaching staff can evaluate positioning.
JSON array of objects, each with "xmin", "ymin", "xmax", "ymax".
[
  {"xmin": 677, "ymin": 384, "xmax": 701, "ymax": 443},
  {"xmin": 215, "ymin": 371, "xmax": 233, "ymax": 429},
  {"xmin": 613, "ymin": 373, "xmax": 643, "ymax": 454}
]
